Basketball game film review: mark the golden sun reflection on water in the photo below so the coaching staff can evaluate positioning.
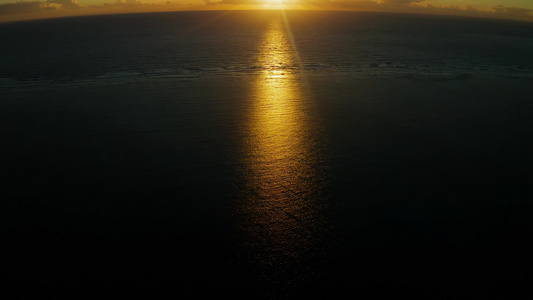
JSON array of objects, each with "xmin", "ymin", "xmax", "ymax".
[{"xmin": 240, "ymin": 17, "xmax": 327, "ymax": 284}]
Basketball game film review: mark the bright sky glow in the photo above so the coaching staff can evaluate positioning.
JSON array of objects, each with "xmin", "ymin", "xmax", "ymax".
[
  {"xmin": 1, "ymin": 0, "xmax": 533, "ymax": 22},
  {"xmin": 263, "ymin": 0, "xmax": 284, "ymax": 5}
]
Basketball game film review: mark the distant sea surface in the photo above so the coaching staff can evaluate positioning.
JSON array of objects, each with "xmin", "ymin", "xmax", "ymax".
[{"xmin": 2, "ymin": 11, "xmax": 533, "ymax": 298}]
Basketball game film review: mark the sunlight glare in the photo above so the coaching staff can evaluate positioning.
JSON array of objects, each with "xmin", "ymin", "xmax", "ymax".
[
  {"xmin": 261, "ymin": 0, "xmax": 286, "ymax": 8},
  {"xmin": 239, "ymin": 15, "xmax": 326, "ymax": 281}
]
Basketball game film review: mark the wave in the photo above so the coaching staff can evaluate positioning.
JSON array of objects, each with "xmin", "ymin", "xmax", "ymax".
[{"xmin": 2, "ymin": 63, "xmax": 532, "ymax": 89}]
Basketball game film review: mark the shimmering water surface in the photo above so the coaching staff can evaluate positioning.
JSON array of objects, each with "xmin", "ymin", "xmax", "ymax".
[
  {"xmin": 2, "ymin": 10, "xmax": 533, "ymax": 298},
  {"xmin": 239, "ymin": 19, "xmax": 328, "ymax": 289}
]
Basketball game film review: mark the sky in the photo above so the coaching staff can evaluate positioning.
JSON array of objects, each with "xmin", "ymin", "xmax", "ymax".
[{"xmin": 1, "ymin": 0, "xmax": 533, "ymax": 22}]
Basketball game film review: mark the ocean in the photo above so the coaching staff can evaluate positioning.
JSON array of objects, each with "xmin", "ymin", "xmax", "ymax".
[{"xmin": 2, "ymin": 10, "xmax": 533, "ymax": 298}]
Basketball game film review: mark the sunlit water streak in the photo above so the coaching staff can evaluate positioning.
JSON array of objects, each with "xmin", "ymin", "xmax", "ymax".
[{"xmin": 237, "ymin": 16, "xmax": 329, "ymax": 290}]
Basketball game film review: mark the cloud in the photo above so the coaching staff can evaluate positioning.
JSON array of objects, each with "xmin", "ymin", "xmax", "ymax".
[
  {"xmin": 417, "ymin": 3, "xmax": 532, "ymax": 21},
  {"xmin": 101, "ymin": 0, "xmax": 144, "ymax": 8},
  {"xmin": 0, "ymin": 0, "xmax": 80, "ymax": 17},
  {"xmin": 422, "ymin": 3, "xmax": 481, "ymax": 15},
  {"xmin": 203, "ymin": 0, "xmax": 258, "ymax": 5},
  {"xmin": 48, "ymin": 0, "xmax": 80, "ymax": 9},
  {"xmin": 490, "ymin": 5, "xmax": 533, "ymax": 18},
  {"xmin": 204, "ymin": 0, "xmax": 421, "ymax": 8},
  {"xmin": 0, "ymin": 1, "xmax": 49, "ymax": 16},
  {"xmin": 377, "ymin": 0, "xmax": 422, "ymax": 6},
  {"xmin": 2, "ymin": 0, "xmax": 533, "ymax": 22}
]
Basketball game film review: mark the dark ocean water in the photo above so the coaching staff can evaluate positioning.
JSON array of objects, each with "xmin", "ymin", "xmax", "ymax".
[{"xmin": 2, "ymin": 10, "xmax": 533, "ymax": 298}]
